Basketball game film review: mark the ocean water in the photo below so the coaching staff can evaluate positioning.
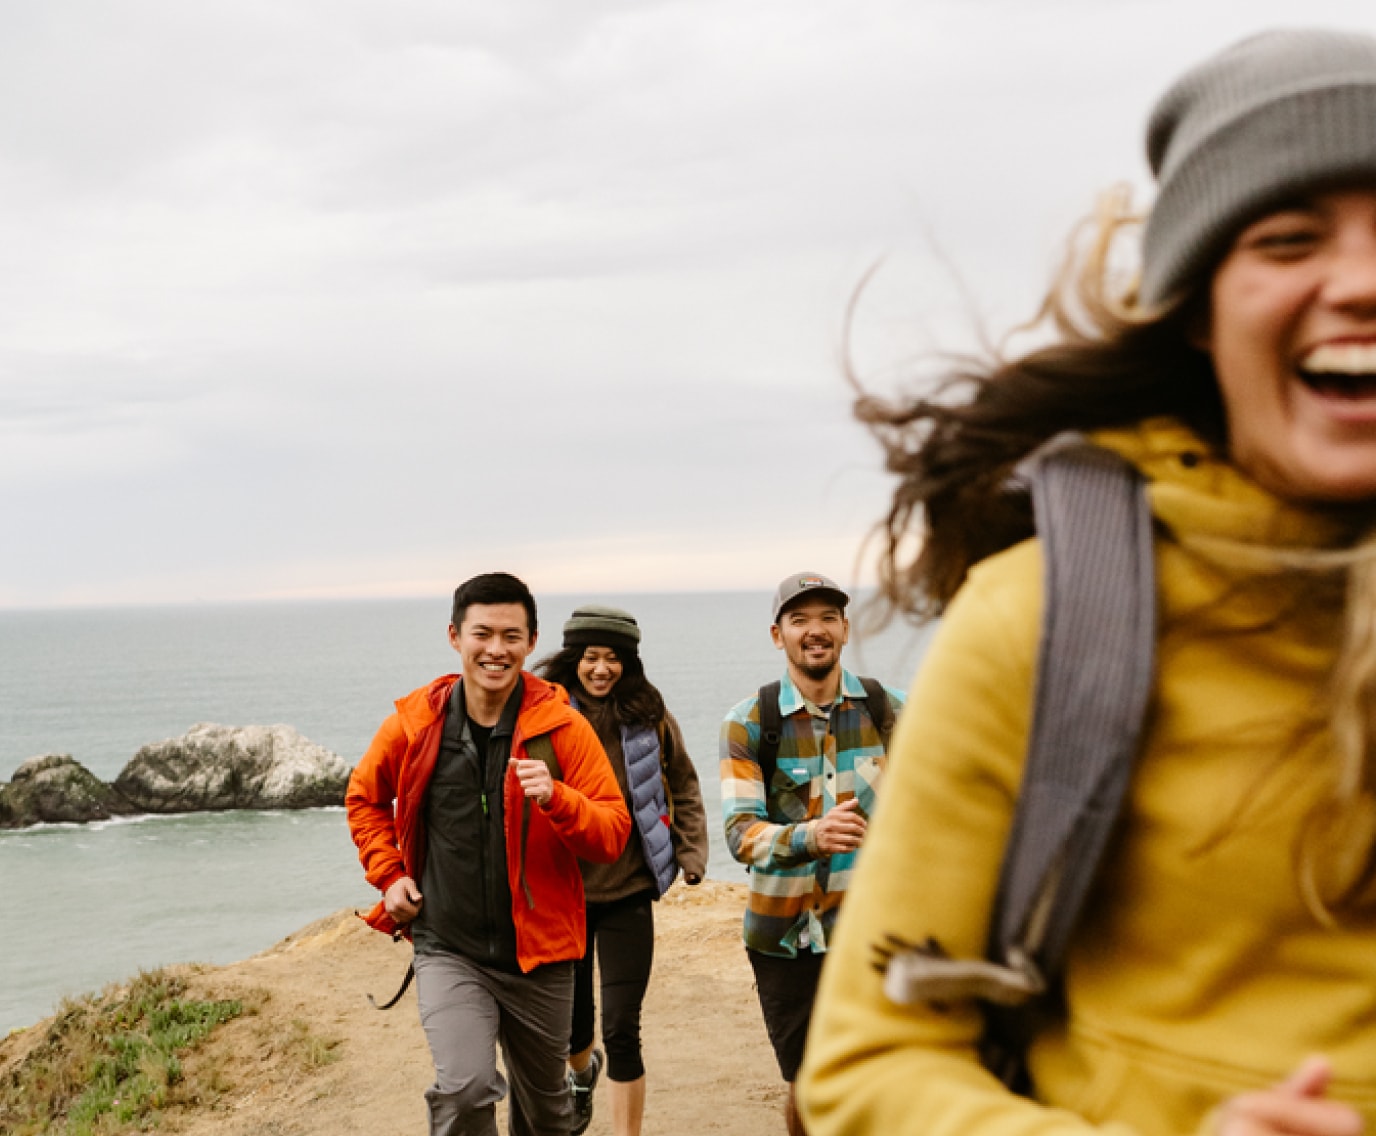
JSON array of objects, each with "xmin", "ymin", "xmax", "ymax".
[{"xmin": 0, "ymin": 592, "xmax": 932, "ymax": 1034}]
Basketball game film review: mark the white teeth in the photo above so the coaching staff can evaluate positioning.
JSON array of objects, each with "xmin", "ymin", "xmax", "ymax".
[{"xmin": 1301, "ymin": 343, "xmax": 1376, "ymax": 374}]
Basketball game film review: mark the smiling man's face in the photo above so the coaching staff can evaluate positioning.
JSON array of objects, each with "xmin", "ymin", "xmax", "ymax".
[
  {"xmin": 771, "ymin": 595, "xmax": 849, "ymax": 683},
  {"xmin": 449, "ymin": 602, "xmax": 536, "ymax": 702}
]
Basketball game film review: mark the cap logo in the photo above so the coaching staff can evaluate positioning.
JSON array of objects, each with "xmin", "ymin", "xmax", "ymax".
[{"xmin": 798, "ymin": 575, "xmax": 826, "ymax": 588}]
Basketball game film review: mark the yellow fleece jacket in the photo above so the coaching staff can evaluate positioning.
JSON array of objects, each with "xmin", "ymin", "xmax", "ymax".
[{"xmin": 798, "ymin": 420, "xmax": 1376, "ymax": 1136}]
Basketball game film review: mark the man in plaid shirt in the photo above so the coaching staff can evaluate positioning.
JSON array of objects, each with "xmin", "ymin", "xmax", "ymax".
[{"xmin": 720, "ymin": 571, "xmax": 904, "ymax": 1136}]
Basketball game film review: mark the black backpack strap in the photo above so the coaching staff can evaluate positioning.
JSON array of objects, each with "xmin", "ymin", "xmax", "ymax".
[
  {"xmin": 759, "ymin": 678, "xmax": 893, "ymax": 781},
  {"xmin": 518, "ymin": 732, "xmax": 563, "ymax": 909},
  {"xmin": 880, "ymin": 443, "xmax": 1157, "ymax": 1089},
  {"xmin": 367, "ymin": 960, "xmax": 414, "ymax": 1010},
  {"xmin": 756, "ymin": 681, "xmax": 784, "ymax": 789},
  {"xmin": 856, "ymin": 676, "xmax": 896, "ymax": 747}
]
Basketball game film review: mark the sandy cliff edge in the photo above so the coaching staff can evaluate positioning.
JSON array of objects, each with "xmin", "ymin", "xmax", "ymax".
[{"xmin": 5, "ymin": 879, "xmax": 787, "ymax": 1136}]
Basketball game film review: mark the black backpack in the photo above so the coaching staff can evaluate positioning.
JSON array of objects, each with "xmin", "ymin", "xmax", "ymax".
[
  {"xmin": 754, "ymin": 675, "xmax": 897, "ymax": 790},
  {"xmin": 877, "ymin": 443, "xmax": 1157, "ymax": 1092}
]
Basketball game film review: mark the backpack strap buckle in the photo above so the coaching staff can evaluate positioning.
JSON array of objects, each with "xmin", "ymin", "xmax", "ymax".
[{"xmin": 876, "ymin": 936, "xmax": 1046, "ymax": 1008}]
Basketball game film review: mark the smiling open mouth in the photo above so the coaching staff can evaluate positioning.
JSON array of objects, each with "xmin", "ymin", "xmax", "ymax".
[{"xmin": 1299, "ymin": 343, "xmax": 1376, "ymax": 398}]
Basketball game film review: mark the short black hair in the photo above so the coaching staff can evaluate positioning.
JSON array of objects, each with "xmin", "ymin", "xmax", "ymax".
[{"xmin": 451, "ymin": 572, "xmax": 538, "ymax": 635}]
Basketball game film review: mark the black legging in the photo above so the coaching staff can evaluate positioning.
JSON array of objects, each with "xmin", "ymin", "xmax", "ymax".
[{"xmin": 569, "ymin": 890, "xmax": 656, "ymax": 1082}]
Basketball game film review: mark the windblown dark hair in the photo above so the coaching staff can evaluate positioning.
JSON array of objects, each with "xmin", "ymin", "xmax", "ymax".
[
  {"xmin": 859, "ymin": 191, "xmax": 1224, "ymax": 623},
  {"xmin": 533, "ymin": 644, "xmax": 666, "ymax": 728}
]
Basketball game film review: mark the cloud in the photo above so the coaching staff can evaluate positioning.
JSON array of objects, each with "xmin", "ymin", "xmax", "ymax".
[{"xmin": 3, "ymin": 0, "xmax": 1375, "ymax": 606}]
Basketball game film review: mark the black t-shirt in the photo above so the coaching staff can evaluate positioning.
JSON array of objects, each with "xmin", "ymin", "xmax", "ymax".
[{"xmin": 467, "ymin": 716, "xmax": 494, "ymax": 761}]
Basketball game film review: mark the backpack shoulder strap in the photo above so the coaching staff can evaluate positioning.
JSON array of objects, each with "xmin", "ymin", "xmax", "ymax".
[
  {"xmin": 755, "ymin": 681, "xmax": 784, "ymax": 788},
  {"xmin": 524, "ymin": 732, "xmax": 563, "ymax": 782},
  {"xmin": 878, "ymin": 443, "xmax": 1157, "ymax": 1090},
  {"xmin": 990, "ymin": 444, "xmax": 1156, "ymax": 969},
  {"xmin": 518, "ymin": 732, "xmax": 563, "ymax": 909},
  {"xmin": 981, "ymin": 442, "xmax": 1158, "ymax": 1085},
  {"xmin": 856, "ymin": 676, "xmax": 896, "ymax": 747}
]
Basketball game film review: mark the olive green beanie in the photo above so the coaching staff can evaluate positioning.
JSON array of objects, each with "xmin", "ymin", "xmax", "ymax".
[
  {"xmin": 562, "ymin": 604, "xmax": 641, "ymax": 657},
  {"xmin": 1141, "ymin": 27, "xmax": 1376, "ymax": 307}
]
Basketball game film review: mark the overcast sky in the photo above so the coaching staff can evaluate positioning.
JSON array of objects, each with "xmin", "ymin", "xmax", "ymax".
[{"xmin": 4, "ymin": 1, "xmax": 1375, "ymax": 608}]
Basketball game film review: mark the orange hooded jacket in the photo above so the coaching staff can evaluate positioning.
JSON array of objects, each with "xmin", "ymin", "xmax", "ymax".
[{"xmin": 346, "ymin": 672, "xmax": 631, "ymax": 972}]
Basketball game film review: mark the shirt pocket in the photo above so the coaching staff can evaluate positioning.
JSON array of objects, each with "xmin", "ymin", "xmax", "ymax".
[
  {"xmin": 771, "ymin": 763, "xmax": 815, "ymax": 823},
  {"xmin": 851, "ymin": 755, "xmax": 883, "ymax": 817}
]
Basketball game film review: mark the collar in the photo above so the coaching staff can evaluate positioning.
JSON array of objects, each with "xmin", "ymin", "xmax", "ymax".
[
  {"xmin": 453, "ymin": 675, "xmax": 525, "ymax": 737},
  {"xmin": 1092, "ymin": 417, "xmax": 1367, "ymax": 550},
  {"xmin": 777, "ymin": 667, "xmax": 866, "ymax": 717}
]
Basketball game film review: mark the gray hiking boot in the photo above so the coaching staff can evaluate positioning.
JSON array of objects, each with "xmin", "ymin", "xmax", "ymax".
[{"xmin": 567, "ymin": 1049, "xmax": 603, "ymax": 1136}]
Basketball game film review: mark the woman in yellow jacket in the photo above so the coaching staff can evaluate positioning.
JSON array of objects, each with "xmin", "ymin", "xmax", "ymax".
[{"xmin": 799, "ymin": 28, "xmax": 1376, "ymax": 1136}]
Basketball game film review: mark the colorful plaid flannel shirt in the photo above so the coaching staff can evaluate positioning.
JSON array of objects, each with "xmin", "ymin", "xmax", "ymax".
[{"xmin": 720, "ymin": 668, "xmax": 904, "ymax": 957}]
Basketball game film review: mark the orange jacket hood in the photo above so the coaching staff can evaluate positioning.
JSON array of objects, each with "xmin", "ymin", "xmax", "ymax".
[{"xmin": 390, "ymin": 670, "xmax": 579, "ymax": 744}]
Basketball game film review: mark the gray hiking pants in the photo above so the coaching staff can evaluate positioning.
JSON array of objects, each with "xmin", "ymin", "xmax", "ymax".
[{"xmin": 413, "ymin": 950, "xmax": 575, "ymax": 1136}]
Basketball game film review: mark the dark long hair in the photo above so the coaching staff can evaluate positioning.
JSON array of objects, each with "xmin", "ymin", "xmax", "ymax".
[
  {"xmin": 858, "ymin": 193, "xmax": 1224, "ymax": 622},
  {"xmin": 533, "ymin": 645, "xmax": 666, "ymax": 728}
]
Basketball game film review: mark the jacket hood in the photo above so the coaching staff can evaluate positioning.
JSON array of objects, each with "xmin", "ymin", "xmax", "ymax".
[
  {"xmin": 391, "ymin": 671, "xmax": 575, "ymax": 740},
  {"xmin": 1091, "ymin": 418, "xmax": 1367, "ymax": 551}
]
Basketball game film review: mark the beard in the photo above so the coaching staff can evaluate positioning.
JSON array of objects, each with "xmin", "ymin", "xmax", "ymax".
[{"xmin": 798, "ymin": 660, "xmax": 838, "ymax": 682}]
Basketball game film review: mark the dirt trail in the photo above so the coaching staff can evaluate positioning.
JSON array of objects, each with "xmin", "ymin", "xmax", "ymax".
[{"xmin": 158, "ymin": 879, "xmax": 785, "ymax": 1135}]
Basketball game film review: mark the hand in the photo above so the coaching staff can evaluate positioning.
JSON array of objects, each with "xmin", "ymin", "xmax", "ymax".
[
  {"xmin": 1216, "ymin": 1056, "xmax": 1363, "ymax": 1136},
  {"xmin": 384, "ymin": 876, "xmax": 423, "ymax": 924},
  {"xmin": 510, "ymin": 757, "xmax": 554, "ymax": 807},
  {"xmin": 813, "ymin": 798, "xmax": 867, "ymax": 855}
]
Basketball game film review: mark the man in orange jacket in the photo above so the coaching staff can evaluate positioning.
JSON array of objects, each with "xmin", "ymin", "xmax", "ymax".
[{"xmin": 347, "ymin": 572, "xmax": 631, "ymax": 1136}]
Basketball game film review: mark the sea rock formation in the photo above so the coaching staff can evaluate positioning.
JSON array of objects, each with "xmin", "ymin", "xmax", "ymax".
[
  {"xmin": 0, "ymin": 754, "xmax": 134, "ymax": 827},
  {"xmin": 114, "ymin": 723, "xmax": 351, "ymax": 813}
]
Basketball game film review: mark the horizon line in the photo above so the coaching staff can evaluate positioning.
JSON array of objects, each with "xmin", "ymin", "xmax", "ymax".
[{"xmin": 0, "ymin": 583, "xmax": 891, "ymax": 617}]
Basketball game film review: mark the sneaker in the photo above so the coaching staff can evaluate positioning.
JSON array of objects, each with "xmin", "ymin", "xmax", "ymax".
[{"xmin": 567, "ymin": 1049, "xmax": 603, "ymax": 1136}]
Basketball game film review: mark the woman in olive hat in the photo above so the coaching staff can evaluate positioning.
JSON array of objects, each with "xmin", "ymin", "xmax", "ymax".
[{"xmin": 536, "ymin": 604, "xmax": 708, "ymax": 1136}]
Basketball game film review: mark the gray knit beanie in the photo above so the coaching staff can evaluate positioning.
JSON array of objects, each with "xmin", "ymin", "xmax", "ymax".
[
  {"xmin": 562, "ymin": 604, "xmax": 641, "ymax": 657},
  {"xmin": 1141, "ymin": 27, "xmax": 1376, "ymax": 307}
]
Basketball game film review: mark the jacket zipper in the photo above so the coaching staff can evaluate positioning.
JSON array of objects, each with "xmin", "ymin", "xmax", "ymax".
[{"xmin": 481, "ymin": 737, "xmax": 499, "ymax": 961}]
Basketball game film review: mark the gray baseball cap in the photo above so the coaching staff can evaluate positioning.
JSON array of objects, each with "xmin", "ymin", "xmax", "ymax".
[{"xmin": 771, "ymin": 572, "xmax": 849, "ymax": 623}]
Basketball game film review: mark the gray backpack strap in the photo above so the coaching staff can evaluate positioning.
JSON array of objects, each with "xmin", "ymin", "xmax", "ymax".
[
  {"xmin": 879, "ymin": 443, "xmax": 1156, "ymax": 1090},
  {"xmin": 981, "ymin": 443, "xmax": 1157, "ymax": 1086}
]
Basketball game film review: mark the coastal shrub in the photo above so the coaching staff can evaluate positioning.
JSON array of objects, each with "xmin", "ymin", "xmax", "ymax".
[
  {"xmin": 282, "ymin": 1017, "xmax": 342, "ymax": 1070},
  {"xmin": 0, "ymin": 969, "xmax": 241, "ymax": 1135}
]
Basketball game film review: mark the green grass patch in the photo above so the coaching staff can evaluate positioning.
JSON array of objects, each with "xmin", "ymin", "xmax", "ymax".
[
  {"xmin": 281, "ymin": 1018, "xmax": 342, "ymax": 1071},
  {"xmin": 0, "ymin": 968, "xmax": 242, "ymax": 1135}
]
